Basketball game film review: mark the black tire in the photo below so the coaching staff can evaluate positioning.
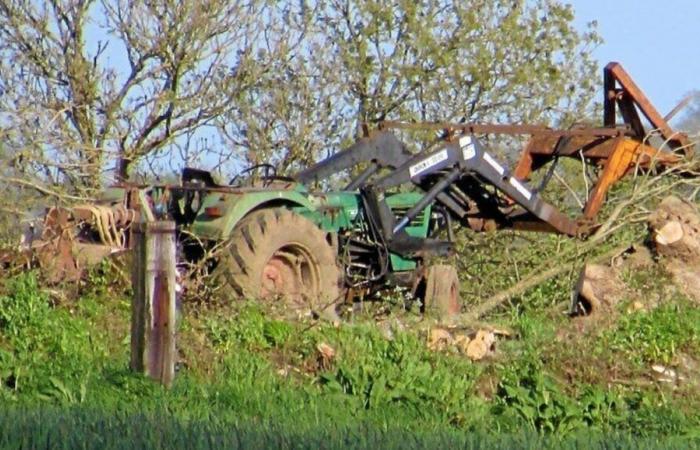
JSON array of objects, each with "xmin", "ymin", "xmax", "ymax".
[
  {"xmin": 219, "ymin": 208, "xmax": 341, "ymax": 316},
  {"xmin": 420, "ymin": 264, "xmax": 461, "ymax": 321}
]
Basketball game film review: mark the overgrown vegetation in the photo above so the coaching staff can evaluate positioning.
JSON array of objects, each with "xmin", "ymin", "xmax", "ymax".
[
  {"xmin": 0, "ymin": 159, "xmax": 698, "ymax": 447},
  {"xmin": 1, "ymin": 247, "xmax": 700, "ymax": 448},
  {"xmin": 0, "ymin": 1, "xmax": 697, "ymax": 448},
  {"xmin": 606, "ymin": 300, "xmax": 700, "ymax": 366}
]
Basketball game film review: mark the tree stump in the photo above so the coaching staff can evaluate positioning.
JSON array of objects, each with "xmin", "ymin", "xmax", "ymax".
[{"xmin": 648, "ymin": 196, "xmax": 700, "ymax": 302}]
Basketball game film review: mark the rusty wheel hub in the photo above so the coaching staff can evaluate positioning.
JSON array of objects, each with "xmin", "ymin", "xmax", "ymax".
[{"xmin": 260, "ymin": 244, "xmax": 320, "ymax": 306}]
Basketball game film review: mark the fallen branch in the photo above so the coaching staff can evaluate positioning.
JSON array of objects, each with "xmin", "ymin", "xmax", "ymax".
[
  {"xmin": 463, "ymin": 149, "xmax": 699, "ymax": 323},
  {"xmin": 462, "ymin": 241, "xmax": 635, "ymax": 324}
]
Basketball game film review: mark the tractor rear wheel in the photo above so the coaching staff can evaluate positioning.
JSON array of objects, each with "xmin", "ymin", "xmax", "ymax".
[
  {"xmin": 219, "ymin": 208, "xmax": 341, "ymax": 317},
  {"xmin": 419, "ymin": 264, "xmax": 461, "ymax": 322}
]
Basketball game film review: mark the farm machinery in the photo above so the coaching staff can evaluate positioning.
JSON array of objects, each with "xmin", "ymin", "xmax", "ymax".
[{"xmin": 4, "ymin": 62, "xmax": 693, "ymax": 320}]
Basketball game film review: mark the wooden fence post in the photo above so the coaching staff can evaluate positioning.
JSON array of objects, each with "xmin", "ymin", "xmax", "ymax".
[{"xmin": 130, "ymin": 220, "xmax": 177, "ymax": 388}]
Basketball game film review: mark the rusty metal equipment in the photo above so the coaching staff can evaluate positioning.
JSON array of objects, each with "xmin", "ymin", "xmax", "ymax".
[
  {"xmin": 515, "ymin": 62, "xmax": 692, "ymax": 220},
  {"xmin": 1, "ymin": 200, "xmax": 138, "ymax": 283},
  {"xmin": 377, "ymin": 62, "xmax": 693, "ymax": 227}
]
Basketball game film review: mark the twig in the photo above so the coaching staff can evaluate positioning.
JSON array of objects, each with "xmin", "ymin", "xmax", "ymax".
[
  {"xmin": 0, "ymin": 176, "xmax": 91, "ymax": 202},
  {"xmin": 553, "ymin": 170, "xmax": 584, "ymax": 209}
]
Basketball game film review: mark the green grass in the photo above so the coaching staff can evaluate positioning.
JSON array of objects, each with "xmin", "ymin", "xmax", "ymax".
[
  {"xmin": 606, "ymin": 300, "xmax": 700, "ymax": 366},
  {"xmin": 1, "ymin": 246, "xmax": 700, "ymax": 448},
  {"xmin": 1, "ymin": 407, "xmax": 699, "ymax": 449}
]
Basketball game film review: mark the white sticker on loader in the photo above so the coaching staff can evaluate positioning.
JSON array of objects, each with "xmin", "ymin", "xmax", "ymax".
[
  {"xmin": 409, "ymin": 149, "xmax": 448, "ymax": 177},
  {"xmin": 459, "ymin": 136, "xmax": 476, "ymax": 160},
  {"xmin": 483, "ymin": 152, "xmax": 505, "ymax": 176},
  {"xmin": 509, "ymin": 177, "xmax": 532, "ymax": 200}
]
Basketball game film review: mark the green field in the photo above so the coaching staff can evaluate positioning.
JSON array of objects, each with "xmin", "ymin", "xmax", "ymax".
[{"xmin": 2, "ymin": 407, "xmax": 698, "ymax": 449}]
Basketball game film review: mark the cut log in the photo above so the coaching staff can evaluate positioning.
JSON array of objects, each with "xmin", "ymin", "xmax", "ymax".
[
  {"xmin": 454, "ymin": 334, "xmax": 471, "ymax": 354},
  {"xmin": 654, "ymin": 221, "xmax": 684, "ymax": 246},
  {"xmin": 427, "ymin": 328, "xmax": 499, "ymax": 361},
  {"xmin": 465, "ymin": 330, "xmax": 496, "ymax": 361},
  {"xmin": 427, "ymin": 328, "xmax": 453, "ymax": 352}
]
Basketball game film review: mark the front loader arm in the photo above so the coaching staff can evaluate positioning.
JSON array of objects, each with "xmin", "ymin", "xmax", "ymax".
[
  {"xmin": 295, "ymin": 131, "xmax": 413, "ymax": 188},
  {"xmin": 360, "ymin": 134, "xmax": 579, "ymax": 258}
]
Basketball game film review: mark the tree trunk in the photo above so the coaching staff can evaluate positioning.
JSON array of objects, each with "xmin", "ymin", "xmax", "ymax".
[{"xmin": 117, "ymin": 156, "xmax": 132, "ymax": 183}]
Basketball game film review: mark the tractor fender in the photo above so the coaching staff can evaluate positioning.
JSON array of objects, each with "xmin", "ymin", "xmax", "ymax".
[{"xmin": 189, "ymin": 190, "xmax": 317, "ymax": 241}]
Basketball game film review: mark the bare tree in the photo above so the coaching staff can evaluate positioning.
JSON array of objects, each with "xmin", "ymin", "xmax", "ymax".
[
  {"xmin": 0, "ymin": 0, "xmax": 278, "ymax": 194},
  {"xmin": 215, "ymin": 2, "xmax": 348, "ymax": 175},
  {"xmin": 310, "ymin": 0, "xmax": 601, "ymax": 130}
]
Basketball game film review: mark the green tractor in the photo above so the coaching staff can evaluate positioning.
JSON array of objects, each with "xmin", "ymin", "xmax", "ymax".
[
  {"xmin": 171, "ymin": 162, "xmax": 459, "ymax": 320},
  {"xmin": 135, "ymin": 128, "xmax": 579, "ymax": 321},
  {"xmin": 26, "ymin": 126, "xmax": 585, "ymax": 321}
]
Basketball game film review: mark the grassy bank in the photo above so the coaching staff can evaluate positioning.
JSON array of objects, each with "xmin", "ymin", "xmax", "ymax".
[{"xmin": 1, "ymin": 254, "xmax": 700, "ymax": 448}]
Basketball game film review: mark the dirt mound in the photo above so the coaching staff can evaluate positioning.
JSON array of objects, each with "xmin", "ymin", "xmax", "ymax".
[
  {"xmin": 573, "ymin": 195, "xmax": 700, "ymax": 316},
  {"xmin": 573, "ymin": 263, "xmax": 628, "ymax": 315},
  {"xmin": 648, "ymin": 196, "xmax": 700, "ymax": 303}
]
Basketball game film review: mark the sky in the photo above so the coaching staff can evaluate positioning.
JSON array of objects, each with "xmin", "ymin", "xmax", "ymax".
[{"xmin": 571, "ymin": 0, "xmax": 699, "ymax": 120}]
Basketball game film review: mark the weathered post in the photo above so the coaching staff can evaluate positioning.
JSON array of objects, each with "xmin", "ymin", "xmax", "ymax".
[{"xmin": 130, "ymin": 221, "xmax": 177, "ymax": 388}]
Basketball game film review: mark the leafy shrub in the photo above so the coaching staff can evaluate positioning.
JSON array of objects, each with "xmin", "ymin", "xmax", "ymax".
[
  {"xmin": 622, "ymin": 391, "xmax": 699, "ymax": 437},
  {"xmin": 494, "ymin": 358, "xmax": 700, "ymax": 436},
  {"xmin": 0, "ymin": 268, "xmax": 698, "ymax": 442},
  {"xmin": 0, "ymin": 273, "xmax": 50, "ymax": 338},
  {"xmin": 494, "ymin": 359, "xmax": 584, "ymax": 433},
  {"xmin": 0, "ymin": 273, "xmax": 106, "ymax": 403},
  {"xmin": 204, "ymin": 306, "xmax": 293, "ymax": 352}
]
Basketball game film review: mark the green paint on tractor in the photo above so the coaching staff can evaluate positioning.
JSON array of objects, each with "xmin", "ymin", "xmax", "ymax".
[{"xmin": 185, "ymin": 182, "xmax": 428, "ymax": 274}]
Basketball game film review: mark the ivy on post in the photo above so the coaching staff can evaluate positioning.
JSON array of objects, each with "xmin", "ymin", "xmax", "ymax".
[{"xmin": 130, "ymin": 221, "xmax": 177, "ymax": 388}]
